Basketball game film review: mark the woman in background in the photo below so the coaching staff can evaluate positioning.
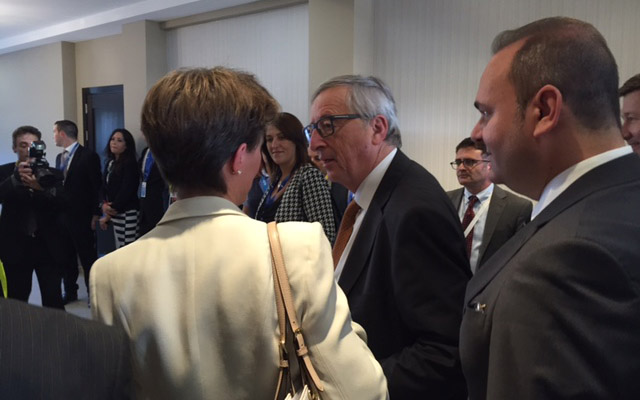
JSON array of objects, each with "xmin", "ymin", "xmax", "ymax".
[
  {"xmin": 99, "ymin": 128, "xmax": 140, "ymax": 248},
  {"xmin": 254, "ymin": 112, "xmax": 336, "ymax": 244}
]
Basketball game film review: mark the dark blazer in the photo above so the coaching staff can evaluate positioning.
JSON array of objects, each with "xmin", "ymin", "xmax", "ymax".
[
  {"xmin": 138, "ymin": 147, "xmax": 168, "ymax": 236},
  {"xmin": 102, "ymin": 156, "xmax": 140, "ymax": 213},
  {"xmin": 460, "ymin": 154, "xmax": 640, "ymax": 400},
  {"xmin": 330, "ymin": 180, "xmax": 349, "ymax": 227},
  {"xmin": 447, "ymin": 185, "xmax": 532, "ymax": 267},
  {"xmin": 0, "ymin": 298, "xmax": 131, "ymax": 399},
  {"xmin": 56, "ymin": 143, "xmax": 102, "ymax": 223},
  {"xmin": 339, "ymin": 150, "xmax": 471, "ymax": 399},
  {"xmin": 0, "ymin": 162, "xmax": 65, "ymax": 266}
]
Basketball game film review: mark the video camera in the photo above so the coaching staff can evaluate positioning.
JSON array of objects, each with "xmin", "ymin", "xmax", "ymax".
[{"xmin": 28, "ymin": 140, "xmax": 62, "ymax": 188}]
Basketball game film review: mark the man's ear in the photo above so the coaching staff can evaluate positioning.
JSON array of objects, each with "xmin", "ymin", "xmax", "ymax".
[
  {"xmin": 370, "ymin": 115, "xmax": 390, "ymax": 145},
  {"xmin": 531, "ymin": 84, "xmax": 562, "ymax": 138}
]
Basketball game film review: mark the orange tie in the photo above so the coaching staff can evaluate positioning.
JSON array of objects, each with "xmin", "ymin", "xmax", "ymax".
[{"xmin": 332, "ymin": 201, "xmax": 361, "ymax": 268}]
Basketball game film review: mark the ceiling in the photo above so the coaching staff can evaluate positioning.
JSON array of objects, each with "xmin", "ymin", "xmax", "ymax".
[{"xmin": 0, "ymin": 0, "xmax": 255, "ymax": 55}]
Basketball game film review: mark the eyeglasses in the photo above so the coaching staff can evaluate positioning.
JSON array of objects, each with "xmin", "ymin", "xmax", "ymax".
[
  {"xmin": 304, "ymin": 114, "xmax": 363, "ymax": 141},
  {"xmin": 450, "ymin": 158, "xmax": 489, "ymax": 169}
]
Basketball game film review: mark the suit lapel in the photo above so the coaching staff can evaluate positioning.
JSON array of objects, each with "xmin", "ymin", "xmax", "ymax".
[
  {"xmin": 465, "ymin": 153, "xmax": 640, "ymax": 303},
  {"xmin": 448, "ymin": 188, "xmax": 464, "ymax": 211},
  {"xmin": 338, "ymin": 151, "xmax": 409, "ymax": 294},
  {"xmin": 478, "ymin": 186, "xmax": 507, "ymax": 262}
]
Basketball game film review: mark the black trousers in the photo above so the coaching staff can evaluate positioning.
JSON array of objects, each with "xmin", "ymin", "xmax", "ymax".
[
  {"xmin": 4, "ymin": 235, "xmax": 64, "ymax": 309},
  {"xmin": 61, "ymin": 217, "xmax": 97, "ymax": 296}
]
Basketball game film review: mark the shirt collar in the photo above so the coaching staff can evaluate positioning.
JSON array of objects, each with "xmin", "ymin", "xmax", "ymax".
[
  {"xmin": 463, "ymin": 183, "xmax": 494, "ymax": 204},
  {"xmin": 65, "ymin": 141, "xmax": 78, "ymax": 153},
  {"xmin": 354, "ymin": 148, "xmax": 397, "ymax": 210},
  {"xmin": 158, "ymin": 196, "xmax": 244, "ymax": 225},
  {"xmin": 532, "ymin": 146, "xmax": 632, "ymax": 219}
]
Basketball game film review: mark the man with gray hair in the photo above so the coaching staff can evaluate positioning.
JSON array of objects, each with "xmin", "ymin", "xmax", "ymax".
[
  {"xmin": 307, "ymin": 75, "xmax": 471, "ymax": 398},
  {"xmin": 461, "ymin": 17, "xmax": 640, "ymax": 399},
  {"xmin": 620, "ymin": 73, "xmax": 640, "ymax": 154}
]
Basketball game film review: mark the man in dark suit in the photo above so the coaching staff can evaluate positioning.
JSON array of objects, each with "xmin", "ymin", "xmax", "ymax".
[
  {"xmin": 0, "ymin": 126, "xmax": 65, "ymax": 309},
  {"xmin": 461, "ymin": 17, "xmax": 640, "ymax": 399},
  {"xmin": 619, "ymin": 73, "xmax": 640, "ymax": 155},
  {"xmin": 54, "ymin": 120, "xmax": 102, "ymax": 304},
  {"xmin": 447, "ymin": 137, "xmax": 531, "ymax": 273},
  {"xmin": 138, "ymin": 147, "xmax": 169, "ymax": 236},
  {"xmin": 0, "ymin": 297, "xmax": 131, "ymax": 398},
  {"xmin": 307, "ymin": 75, "xmax": 471, "ymax": 398}
]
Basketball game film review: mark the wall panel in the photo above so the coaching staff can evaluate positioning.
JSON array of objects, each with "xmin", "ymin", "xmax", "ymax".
[
  {"xmin": 371, "ymin": 0, "xmax": 640, "ymax": 191},
  {"xmin": 166, "ymin": 3, "xmax": 309, "ymax": 122}
]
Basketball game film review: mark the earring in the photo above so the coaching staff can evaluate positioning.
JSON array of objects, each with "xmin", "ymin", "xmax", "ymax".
[{"xmin": 234, "ymin": 170, "xmax": 242, "ymax": 175}]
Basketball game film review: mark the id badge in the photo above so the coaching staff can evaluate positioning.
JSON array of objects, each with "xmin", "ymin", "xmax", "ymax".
[{"xmin": 140, "ymin": 181, "xmax": 147, "ymax": 198}]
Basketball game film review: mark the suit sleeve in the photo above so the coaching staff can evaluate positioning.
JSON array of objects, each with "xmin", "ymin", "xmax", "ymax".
[
  {"xmin": 485, "ymin": 238, "xmax": 640, "ymax": 399},
  {"xmin": 300, "ymin": 167, "xmax": 337, "ymax": 245},
  {"xmin": 383, "ymin": 198, "xmax": 471, "ymax": 398}
]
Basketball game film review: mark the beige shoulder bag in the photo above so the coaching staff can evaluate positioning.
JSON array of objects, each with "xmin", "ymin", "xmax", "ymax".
[{"xmin": 268, "ymin": 222, "xmax": 325, "ymax": 400}]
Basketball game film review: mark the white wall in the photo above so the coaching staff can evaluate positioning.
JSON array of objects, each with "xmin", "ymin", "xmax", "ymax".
[
  {"xmin": 166, "ymin": 3, "xmax": 309, "ymax": 123},
  {"xmin": 368, "ymin": 0, "xmax": 640, "ymax": 191}
]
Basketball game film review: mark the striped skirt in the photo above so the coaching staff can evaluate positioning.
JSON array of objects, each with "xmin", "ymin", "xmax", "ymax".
[{"xmin": 112, "ymin": 209, "xmax": 139, "ymax": 248}]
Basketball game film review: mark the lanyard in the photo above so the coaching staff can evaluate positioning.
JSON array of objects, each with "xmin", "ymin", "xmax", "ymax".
[
  {"xmin": 463, "ymin": 199, "xmax": 490, "ymax": 238},
  {"xmin": 142, "ymin": 150, "xmax": 155, "ymax": 183}
]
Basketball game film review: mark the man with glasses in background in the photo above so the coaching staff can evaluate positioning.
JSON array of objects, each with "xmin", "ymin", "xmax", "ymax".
[
  {"xmin": 447, "ymin": 137, "xmax": 531, "ymax": 273},
  {"xmin": 307, "ymin": 75, "xmax": 471, "ymax": 399}
]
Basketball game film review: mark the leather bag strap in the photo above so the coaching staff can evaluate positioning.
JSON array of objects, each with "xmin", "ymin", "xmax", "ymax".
[{"xmin": 267, "ymin": 222, "xmax": 324, "ymax": 393}]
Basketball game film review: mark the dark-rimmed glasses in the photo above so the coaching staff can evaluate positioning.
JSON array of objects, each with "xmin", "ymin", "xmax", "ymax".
[
  {"xmin": 304, "ymin": 114, "xmax": 363, "ymax": 141},
  {"xmin": 450, "ymin": 158, "xmax": 489, "ymax": 170}
]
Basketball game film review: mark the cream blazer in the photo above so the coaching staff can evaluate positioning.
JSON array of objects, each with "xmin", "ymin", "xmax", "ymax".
[{"xmin": 90, "ymin": 196, "xmax": 387, "ymax": 400}]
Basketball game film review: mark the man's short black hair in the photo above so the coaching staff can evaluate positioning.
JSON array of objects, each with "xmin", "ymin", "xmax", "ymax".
[
  {"xmin": 12, "ymin": 125, "xmax": 42, "ymax": 148},
  {"xmin": 456, "ymin": 137, "xmax": 486, "ymax": 153},
  {"xmin": 54, "ymin": 120, "xmax": 78, "ymax": 140}
]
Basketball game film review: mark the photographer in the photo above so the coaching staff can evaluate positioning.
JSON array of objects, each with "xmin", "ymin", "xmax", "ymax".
[{"xmin": 0, "ymin": 126, "xmax": 65, "ymax": 309}]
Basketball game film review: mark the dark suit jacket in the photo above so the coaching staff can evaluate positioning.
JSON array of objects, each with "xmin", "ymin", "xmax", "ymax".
[
  {"xmin": 0, "ymin": 162, "xmax": 65, "ymax": 265},
  {"xmin": 460, "ymin": 154, "xmax": 640, "ymax": 400},
  {"xmin": 138, "ymin": 148, "xmax": 168, "ymax": 236},
  {"xmin": 448, "ymin": 185, "xmax": 532, "ymax": 267},
  {"xmin": 339, "ymin": 150, "xmax": 471, "ymax": 399},
  {"xmin": 0, "ymin": 298, "xmax": 131, "ymax": 399},
  {"xmin": 330, "ymin": 180, "xmax": 349, "ymax": 227},
  {"xmin": 102, "ymin": 156, "xmax": 140, "ymax": 213},
  {"xmin": 56, "ymin": 143, "xmax": 102, "ymax": 225}
]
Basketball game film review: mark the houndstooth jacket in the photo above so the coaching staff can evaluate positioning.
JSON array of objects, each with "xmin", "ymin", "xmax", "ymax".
[{"xmin": 256, "ymin": 163, "xmax": 337, "ymax": 244}]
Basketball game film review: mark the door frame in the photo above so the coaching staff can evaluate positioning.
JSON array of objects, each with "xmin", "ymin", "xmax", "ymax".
[{"xmin": 82, "ymin": 84, "xmax": 124, "ymax": 153}]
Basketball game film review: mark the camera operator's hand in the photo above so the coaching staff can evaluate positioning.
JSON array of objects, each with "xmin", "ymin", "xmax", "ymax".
[
  {"xmin": 99, "ymin": 214, "xmax": 111, "ymax": 230},
  {"xmin": 17, "ymin": 161, "xmax": 43, "ymax": 191},
  {"xmin": 101, "ymin": 201, "xmax": 118, "ymax": 217},
  {"xmin": 91, "ymin": 215, "xmax": 99, "ymax": 231}
]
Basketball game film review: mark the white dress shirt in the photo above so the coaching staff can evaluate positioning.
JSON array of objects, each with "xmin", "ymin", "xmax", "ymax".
[{"xmin": 532, "ymin": 146, "xmax": 632, "ymax": 219}]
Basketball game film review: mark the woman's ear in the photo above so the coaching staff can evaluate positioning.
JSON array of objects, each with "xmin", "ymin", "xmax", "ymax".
[{"xmin": 230, "ymin": 143, "xmax": 248, "ymax": 175}]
